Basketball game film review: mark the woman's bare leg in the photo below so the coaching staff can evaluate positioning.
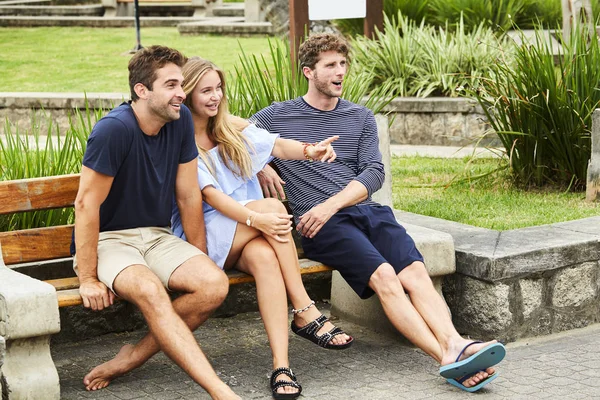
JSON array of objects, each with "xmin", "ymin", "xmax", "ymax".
[
  {"xmin": 245, "ymin": 198, "xmax": 350, "ymax": 346},
  {"xmin": 225, "ymin": 226, "xmax": 298, "ymax": 395}
]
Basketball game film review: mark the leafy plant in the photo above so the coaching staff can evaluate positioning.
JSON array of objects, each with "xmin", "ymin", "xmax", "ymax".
[
  {"xmin": 351, "ymin": 12, "xmax": 508, "ymax": 97},
  {"xmin": 472, "ymin": 25, "xmax": 600, "ymax": 189},
  {"xmin": 0, "ymin": 106, "xmax": 101, "ymax": 231},
  {"xmin": 228, "ymin": 38, "xmax": 396, "ymax": 118}
]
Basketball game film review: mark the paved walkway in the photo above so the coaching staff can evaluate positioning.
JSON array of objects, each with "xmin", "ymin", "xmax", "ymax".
[{"xmin": 53, "ymin": 302, "xmax": 600, "ymax": 399}]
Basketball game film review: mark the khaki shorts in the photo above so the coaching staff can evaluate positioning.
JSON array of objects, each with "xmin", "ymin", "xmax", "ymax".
[{"xmin": 73, "ymin": 227, "xmax": 205, "ymax": 292}]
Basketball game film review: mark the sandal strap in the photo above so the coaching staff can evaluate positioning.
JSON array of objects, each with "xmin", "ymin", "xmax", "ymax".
[
  {"xmin": 317, "ymin": 326, "xmax": 347, "ymax": 348},
  {"xmin": 272, "ymin": 380, "xmax": 301, "ymax": 391},
  {"xmin": 294, "ymin": 314, "xmax": 328, "ymax": 336},
  {"xmin": 270, "ymin": 367, "xmax": 297, "ymax": 387},
  {"xmin": 455, "ymin": 341, "xmax": 483, "ymax": 363}
]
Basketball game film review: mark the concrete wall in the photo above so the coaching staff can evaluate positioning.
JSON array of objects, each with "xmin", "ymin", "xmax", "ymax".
[{"xmin": 0, "ymin": 93, "xmax": 495, "ymax": 146}]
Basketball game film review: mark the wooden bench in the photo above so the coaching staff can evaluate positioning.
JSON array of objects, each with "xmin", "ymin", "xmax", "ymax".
[
  {"xmin": 0, "ymin": 172, "xmax": 333, "ymax": 399},
  {"xmin": 0, "ymin": 173, "xmax": 332, "ymax": 308}
]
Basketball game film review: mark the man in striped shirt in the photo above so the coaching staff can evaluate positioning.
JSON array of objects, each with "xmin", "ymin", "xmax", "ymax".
[{"xmin": 251, "ymin": 33, "xmax": 504, "ymax": 391}]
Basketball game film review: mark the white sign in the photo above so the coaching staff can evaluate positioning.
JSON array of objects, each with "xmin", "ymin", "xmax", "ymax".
[{"xmin": 308, "ymin": 0, "xmax": 366, "ymax": 21}]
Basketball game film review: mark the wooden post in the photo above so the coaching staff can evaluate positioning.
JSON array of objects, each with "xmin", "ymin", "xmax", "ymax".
[
  {"xmin": 562, "ymin": 0, "xmax": 594, "ymax": 41},
  {"xmin": 364, "ymin": 0, "xmax": 384, "ymax": 39},
  {"xmin": 289, "ymin": 0, "xmax": 309, "ymax": 70},
  {"xmin": 586, "ymin": 109, "xmax": 600, "ymax": 201}
]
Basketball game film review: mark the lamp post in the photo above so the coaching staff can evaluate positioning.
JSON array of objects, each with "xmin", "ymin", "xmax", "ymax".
[{"xmin": 130, "ymin": 0, "xmax": 143, "ymax": 53}]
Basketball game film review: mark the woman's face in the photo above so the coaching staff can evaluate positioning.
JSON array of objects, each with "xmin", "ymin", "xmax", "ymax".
[{"xmin": 190, "ymin": 69, "xmax": 223, "ymax": 120}]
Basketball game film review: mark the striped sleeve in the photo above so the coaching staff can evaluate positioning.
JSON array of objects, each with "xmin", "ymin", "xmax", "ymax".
[
  {"xmin": 249, "ymin": 105, "xmax": 274, "ymax": 131},
  {"xmin": 354, "ymin": 110, "xmax": 385, "ymax": 196}
]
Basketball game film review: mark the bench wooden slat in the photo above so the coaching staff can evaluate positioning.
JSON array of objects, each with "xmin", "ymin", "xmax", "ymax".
[
  {"xmin": 0, "ymin": 174, "xmax": 79, "ymax": 215},
  {"xmin": 0, "ymin": 225, "xmax": 73, "ymax": 265},
  {"xmin": 50, "ymin": 259, "xmax": 333, "ymax": 308}
]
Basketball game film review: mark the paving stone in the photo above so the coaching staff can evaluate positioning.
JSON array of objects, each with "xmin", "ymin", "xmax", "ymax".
[{"xmin": 51, "ymin": 304, "xmax": 600, "ymax": 400}]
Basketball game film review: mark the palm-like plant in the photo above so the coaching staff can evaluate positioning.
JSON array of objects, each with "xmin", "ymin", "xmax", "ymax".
[{"xmin": 472, "ymin": 25, "xmax": 599, "ymax": 189}]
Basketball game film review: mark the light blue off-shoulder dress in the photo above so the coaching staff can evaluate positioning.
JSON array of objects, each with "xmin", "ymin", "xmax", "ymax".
[{"xmin": 171, "ymin": 124, "xmax": 279, "ymax": 269}]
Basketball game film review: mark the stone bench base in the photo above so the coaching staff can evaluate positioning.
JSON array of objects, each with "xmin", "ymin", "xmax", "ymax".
[{"xmin": 330, "ymin": 221, "xmax": 456, "ymax": 335}]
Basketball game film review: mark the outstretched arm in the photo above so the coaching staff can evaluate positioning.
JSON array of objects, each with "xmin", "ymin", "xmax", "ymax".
[
  {"xmin": 271, "ymin": 136, "xmax": 339, "ymax": 162},
  {"xmin": 74, "ymin": 166, "xmax": 116, "ymax": 311}
]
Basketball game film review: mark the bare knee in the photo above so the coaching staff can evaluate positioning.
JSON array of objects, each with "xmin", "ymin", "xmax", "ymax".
[
  {"xmin": 172, "ymin": 256, "xmax": 229, "ymax": 306},
  {"xmin": 253, "ymin": 197, "xmax": 287, "ymax": 214},
  {"xmin": 369, "ymin": 263, "xmax": 404, "ymax": 297},
  {"xmin": 243, "ymin": 242, "xmax": 280, "ymax": 277},
  {"xmin": 134, "ymin": 278, "xmax": 170, "ymax": 310},
  {"xmin": 398, "ymin": 261, "xmax": 432, "ymax": 293},
  {"xmin": 194, "ymin": 266, "xmax": 229, "ymax": 305}
]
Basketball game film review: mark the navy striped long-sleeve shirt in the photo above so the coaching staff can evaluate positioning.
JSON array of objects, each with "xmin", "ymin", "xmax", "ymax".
[{"xmin": 250, "ymin": 97, "xmax": 385, "ymax": 219}]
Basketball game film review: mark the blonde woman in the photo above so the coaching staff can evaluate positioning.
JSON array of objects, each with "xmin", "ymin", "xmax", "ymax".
[{"xmin": 171, "ymin": 57, "xmax": 353, "ymax": 399}]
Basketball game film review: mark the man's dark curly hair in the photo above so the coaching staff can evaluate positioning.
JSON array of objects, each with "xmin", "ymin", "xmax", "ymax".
[
  {"xmin": 128, "ymin": 45, "xmax": 187, "ymax": 101},
  {"xmin": 298, "ymin": 33, "xmax": 350, "ymax": 72}
]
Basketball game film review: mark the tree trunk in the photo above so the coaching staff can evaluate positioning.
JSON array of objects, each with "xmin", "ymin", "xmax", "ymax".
[{"xmin": 562, "ymin": 0, "xmax": 594, "ymax": 41}]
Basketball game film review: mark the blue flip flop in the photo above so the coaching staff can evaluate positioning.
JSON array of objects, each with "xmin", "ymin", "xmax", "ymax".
[
  {"xmin": 447, "ymin": 371, "xmax": 499, "ymax": 392},
  {"xmin": 439, "ymin": 342, "xmax": 506, "ymax": 379}
]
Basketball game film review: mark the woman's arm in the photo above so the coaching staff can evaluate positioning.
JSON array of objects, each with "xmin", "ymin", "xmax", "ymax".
[
  {"xmin": 271, "ymin": 136, "xmax": 339, "ymax": 162},
  {"xmin": 201, "ymin": 185, "xmax": 293, "ymax": 242}
]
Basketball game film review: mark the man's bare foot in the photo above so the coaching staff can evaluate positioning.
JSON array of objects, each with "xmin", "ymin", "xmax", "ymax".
[
  {"xmin": 273, "ymin": 372, "xmax": 300, "ymax": 396},
  {"xmin": 441, "ymin": 339, "xmax": 498, "ymax": 388},
  {"xmin": 293, "ymin": 306, "xmax": 351, "ymax": 346},
  {"xmin": 83, "ymin": 344, "xmax": 137, "ymax": 391}
]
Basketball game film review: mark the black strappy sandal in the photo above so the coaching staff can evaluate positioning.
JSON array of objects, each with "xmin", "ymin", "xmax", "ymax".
[
  {"xmin": 291, "ymin": 314, "xmax": 354, "ymax": 350},
  {"xmin": 270, "ymin": 367, "xmax": 302, "ymax": 400}
]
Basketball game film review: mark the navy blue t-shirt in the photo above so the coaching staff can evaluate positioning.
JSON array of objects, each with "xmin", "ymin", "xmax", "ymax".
[{"xmin": 80, "ymin": 102, "xmax": 198, "ymax": 233}]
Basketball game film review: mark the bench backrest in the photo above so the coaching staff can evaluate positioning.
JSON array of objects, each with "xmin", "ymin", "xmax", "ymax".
[{"xmin": 0, "ymin": 174, "xmax": 79, "ymax": 265}]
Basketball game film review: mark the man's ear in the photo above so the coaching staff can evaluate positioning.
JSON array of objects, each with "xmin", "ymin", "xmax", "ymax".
[
  {"xmin": 302, "ymin": 66, "xmax": 312, "ymax": 80},
  {"xmin": 133, "ymin": 83, "xmax": 149, "ymax": 100}
]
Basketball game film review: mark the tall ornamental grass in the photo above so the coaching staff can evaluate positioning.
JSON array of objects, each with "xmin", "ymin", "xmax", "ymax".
[
  {"xmin": 351, "ymin": 13, "xmax": 509, "ymax": 97},
  {"xmin": 473, "ymin": 26, "xmax": 599, "ymax": 190},
  {"xmin": 0, "ymin": 107, "xmax": 100, "ymax": 231},
  {"xmin": 228, "ymin": 38, "xmax": 396, "ymax": 118}
]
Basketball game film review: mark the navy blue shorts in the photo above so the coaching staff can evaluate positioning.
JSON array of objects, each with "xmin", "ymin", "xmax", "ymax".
[{"xmin": 301, "ymin": 205, "xmax": 424, "ymax": 299}]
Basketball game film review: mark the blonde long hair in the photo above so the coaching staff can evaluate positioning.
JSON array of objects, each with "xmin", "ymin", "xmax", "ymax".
[{"xmin": 182, "ymin": 57, "xmax": 254, "ymax": 180}]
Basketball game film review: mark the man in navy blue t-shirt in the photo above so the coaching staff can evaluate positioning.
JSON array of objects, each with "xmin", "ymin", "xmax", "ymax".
[{"xmin": 74, "ymin": 46, "xmax": 239, "ymax": 399}]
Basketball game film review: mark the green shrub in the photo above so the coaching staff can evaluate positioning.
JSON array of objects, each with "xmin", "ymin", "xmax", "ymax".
[
  {"xmin": 228, "ymin": 38, "xmax": 395, "ymax": 118},
  {"xmin": 351, "ymin": 13, "xmax": 508, "ymax": 97},
  {"xmin": 0, "ymin": 107, "xmax": 101, "ymax": 231},
  {"xmin": 472, "ymin": 26, "xmax": 599, "ymax": 189}
]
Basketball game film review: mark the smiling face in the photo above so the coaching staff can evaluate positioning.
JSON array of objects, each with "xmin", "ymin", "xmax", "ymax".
[
  {"xmin": 304, "ymin": 50, "xmax": 347, "ymax": 99},
  {"xmin": 145, "ymin": 62, "xmax": 186, "ymax": 123},
  {"xmin": 189, "ymin": 69, "xmax": 223, "ymax": 121}
]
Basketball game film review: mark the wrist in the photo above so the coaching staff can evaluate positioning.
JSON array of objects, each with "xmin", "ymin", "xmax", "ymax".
[
  {"xmin": 302, "ymin": 142, "xmax": 318, "ymax": 161},
  {"xmin": 246, "ymin": 211, "xmax": 257, "ymax": 227}
]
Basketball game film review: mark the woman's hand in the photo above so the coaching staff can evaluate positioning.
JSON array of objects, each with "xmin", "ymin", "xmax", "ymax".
[
  {"xmin": 307, "ymin": 136, "xmax": 339, "ymax": 163},
  {"xmin": 252, "ymin": 212, "xmax": 293, "ymax": 242}
]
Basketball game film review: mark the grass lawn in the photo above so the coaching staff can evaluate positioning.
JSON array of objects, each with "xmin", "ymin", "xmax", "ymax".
[
  {"xmin": 0, "ymin": 27, "xmax": 271, "ymax": 93},
  {"xmin": 391, "ymin": 156, "xmax": 600, "ymax": 230}
]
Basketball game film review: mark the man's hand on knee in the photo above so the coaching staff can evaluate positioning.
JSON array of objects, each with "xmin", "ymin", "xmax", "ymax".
[
  {"xmin": 257, "ymin": 164, "xmax": 286, "ymax": 200},
  {"xmin": 297, "ymin": 202, "xmax": 337, "ymax": 238},
  {"xmin": 80, "ymin": 279, "xmax": 115, "ymax": 311}
]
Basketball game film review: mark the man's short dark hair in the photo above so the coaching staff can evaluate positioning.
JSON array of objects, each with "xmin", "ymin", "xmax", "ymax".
[
  {"xmin": 298, "ymin": 33, "xmax": 350, "ymax": 71},
  {"xmin": 128, "ymin": 46, "xmax": 187, "ymax": 101}
]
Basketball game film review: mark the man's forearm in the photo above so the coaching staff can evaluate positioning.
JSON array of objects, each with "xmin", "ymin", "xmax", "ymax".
[
  {"xmin": 323, "ymin": 180, "xmax": 369, "ymax": 213},
  {"xmin": 178, "ymin": 195, "xmax": 207, "ymax": 253},
  {"xmin": 74, "ymin": 209, "xmax": 100, "ymax": 283}
]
